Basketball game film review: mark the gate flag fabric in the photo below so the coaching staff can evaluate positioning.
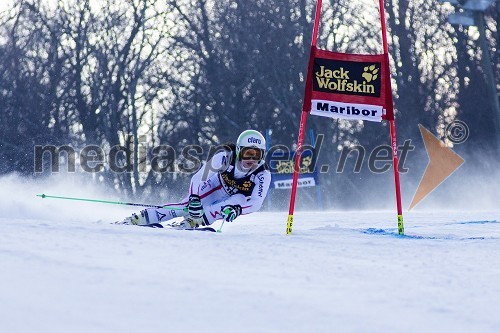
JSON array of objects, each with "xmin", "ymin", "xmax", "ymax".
[{"xmin": 308, "ymin": 48, "xmax": 394, "ymax": 122}]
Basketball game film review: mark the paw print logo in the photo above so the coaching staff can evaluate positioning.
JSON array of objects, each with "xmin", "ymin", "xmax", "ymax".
[
  {"xmin": 301, "ymin": 156, "xmax": 312, "ymax": 168},
  {"xmin": 362, "ymin": 65, "xmax": 379, "ymax": 83}
]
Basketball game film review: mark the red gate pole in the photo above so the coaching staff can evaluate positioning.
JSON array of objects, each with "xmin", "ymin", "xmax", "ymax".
[
  {"xmin": 286, "ymin": 0, "xmax": 323, "ymax": 234},
  {"xmin": 378, "ymin": 0, "xmax": 404, "ymax": 235}
]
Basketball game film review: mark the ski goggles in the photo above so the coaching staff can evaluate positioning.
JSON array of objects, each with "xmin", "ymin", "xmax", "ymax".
[{"xmin": 240, "ymin": 147, "xmax": 264, "ymax": 161}]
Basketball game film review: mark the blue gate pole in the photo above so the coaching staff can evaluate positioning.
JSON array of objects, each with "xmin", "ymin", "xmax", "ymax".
[
  {"xmin": 310, "ymin": 129, "xmax": 324, "ymax": 210},
  {"xmin": 266, "ymin": 129, "xmax": 273, "ymax": 210}
]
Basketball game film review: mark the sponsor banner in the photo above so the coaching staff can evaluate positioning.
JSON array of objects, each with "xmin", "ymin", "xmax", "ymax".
[
  {"xmin": 307, "ymin": 48, "xmax": 394, "ymax": 121},
  {"xmin": 311, "ymin": 99, "xmax": 383, "ymax": 122},
  {"xmin": 274, "ymin": 177, "xmax": 316, "ymax": 189},
  {"xmin": 267, "ymin": 148, "xmax": 317, "ymax": 175},
  {"xmin": 313, "ymin": 58, "xmax": 382, "ymax": 98},
  {"xmin": 267, "ymin": 148, "xmax": 319, "ymax": 189}
]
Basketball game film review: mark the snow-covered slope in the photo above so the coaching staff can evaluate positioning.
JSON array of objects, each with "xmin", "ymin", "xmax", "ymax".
[{"xmin": 1, "ymin": 209, "xmax": 499, "ymax": 333}]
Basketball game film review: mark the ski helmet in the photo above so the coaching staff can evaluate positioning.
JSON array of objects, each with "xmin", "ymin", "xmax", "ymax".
[{"xmin": 236, "ymin": 129, "xmax": 266, "ymax": 162}]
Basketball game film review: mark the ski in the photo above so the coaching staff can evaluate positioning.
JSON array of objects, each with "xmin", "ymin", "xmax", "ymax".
[
  {"xmin": 139, "ymin": 223, "xmax": 216, "ymax": 232},
  {"xmin": 138, "ymin": 223, "xmax": 164, "ymax": 228}
]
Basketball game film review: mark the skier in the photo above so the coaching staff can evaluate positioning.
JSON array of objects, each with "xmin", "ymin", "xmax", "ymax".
[{"xmin": 119, "ymin": 129, "xmax": 271, "ymax": 229}]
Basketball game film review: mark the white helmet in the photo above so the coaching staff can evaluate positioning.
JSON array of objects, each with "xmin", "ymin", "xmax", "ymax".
[{"xmin": 236, "ymin": 129, "xmax": 266, "ymax": 162}]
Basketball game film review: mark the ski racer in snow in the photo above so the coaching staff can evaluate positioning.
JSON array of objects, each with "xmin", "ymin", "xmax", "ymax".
[{"xmin": 119, "ymin": 130, "xmax": 271, "ymax": 229}]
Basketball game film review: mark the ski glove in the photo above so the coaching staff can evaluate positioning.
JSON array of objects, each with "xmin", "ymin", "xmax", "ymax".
[
  {"xmin": 221, "ymin": 205, "xmax": 242, "ymax": 222},
  {"xmin": 188, "ymin": 194, "xmax": 204, "ymax": 218}
]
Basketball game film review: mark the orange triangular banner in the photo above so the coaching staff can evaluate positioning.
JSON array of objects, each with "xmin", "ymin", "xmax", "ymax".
[{"xmin": 409, "ymin": 125, "xmax": 464, "ymax": 210}]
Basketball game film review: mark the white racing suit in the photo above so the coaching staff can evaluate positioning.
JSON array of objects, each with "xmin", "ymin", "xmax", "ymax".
[{"xmin": 141, "ymin": 150, "xmax": 271, "ymax": 226}]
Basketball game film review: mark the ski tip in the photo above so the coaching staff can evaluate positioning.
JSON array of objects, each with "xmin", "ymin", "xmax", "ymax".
[{"xmin": 37, "ymin": 194, "xmax": 46, "ymax": 198}]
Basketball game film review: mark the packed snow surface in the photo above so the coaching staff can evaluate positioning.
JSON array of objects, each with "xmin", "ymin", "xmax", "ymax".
[{"xmin": 1, "ymin": 207, "xmax": 499, "ymax": 333}]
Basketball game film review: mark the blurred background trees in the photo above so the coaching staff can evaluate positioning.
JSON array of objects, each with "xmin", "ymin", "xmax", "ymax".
[{"xmin": 0, "ymin": 0, "xmax": 497, "ymax": 207}]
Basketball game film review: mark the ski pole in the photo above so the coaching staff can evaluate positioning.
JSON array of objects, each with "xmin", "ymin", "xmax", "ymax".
[
  {"xmin": 36, "ymin": 194, "xmax": 187, "ymax": 211},
  {"xmin": 217, "ymin": 220, "xmax": 225, "ymax": 233}
]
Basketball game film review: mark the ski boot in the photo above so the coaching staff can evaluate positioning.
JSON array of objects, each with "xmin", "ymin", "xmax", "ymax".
[
  {"xmin": 167, "ymin": 216, "xmax": 208, "ymax": 230},
  {"xmin": 116, "ymin": 210, "xmax": 149, "ymax": 225}
]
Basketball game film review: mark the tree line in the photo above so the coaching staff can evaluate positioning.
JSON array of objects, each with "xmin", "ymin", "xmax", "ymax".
[{"xmin": 0, "ymin": 0, "xmax": 497, "ymax": 206}]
